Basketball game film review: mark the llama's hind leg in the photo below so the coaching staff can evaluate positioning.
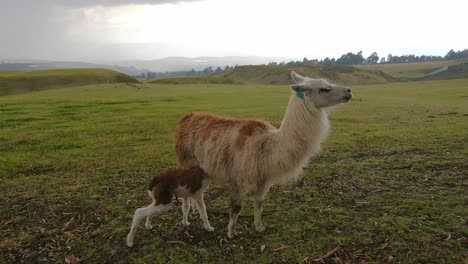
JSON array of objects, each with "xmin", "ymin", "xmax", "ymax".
[
  {"xmin": 145, "ymin": 216, "xmax": 153, "ymax": 230},
  {"xmin": 145, "ymin": 190, "xmax": 156, "ymax": 229},
  {"xmin": 254, "ymin": 183, "xmax": 269, "ymax": 232},
  {"xmin": 181, "ymin": 197, "xmax": 191, "ymax": 226},
  {"xmin": 127, "ymin": 203, "xmax": 172, "ymax": 247},
  {"xmin": 193, "ymin": 194, "xmax": 214, "ymax": 231},
  {"xmin": 227, "ymin": 188, "xmax": 244, "ymax": 238},
  {"xmin": 190, "ymin": 198, "xmax": 199, "ymax": 216}
]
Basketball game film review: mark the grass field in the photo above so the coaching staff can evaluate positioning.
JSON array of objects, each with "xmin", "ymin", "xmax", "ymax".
[{"xmin": 0, "ymin": 79, "xmax": 467, "ymax": 263}]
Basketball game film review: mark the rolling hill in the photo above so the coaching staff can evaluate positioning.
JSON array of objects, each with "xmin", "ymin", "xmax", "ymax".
[
  {"xmin": 356, "ymin": 58, "xmax": 468, "ymax": 78},
  {"xmin": 216, "ymin": 65, "xmax": 396, "ymax": 85},
  {"xmin": 423, "ymin": 62, "xmax": 468, "ymax": 80},
  {"xmin": 0, "ymin": 60, "xmax": 145, "ymax": 76},
  {"xmin": 0, "ymin": 68, "xmax": 139, "ymax": 96}
]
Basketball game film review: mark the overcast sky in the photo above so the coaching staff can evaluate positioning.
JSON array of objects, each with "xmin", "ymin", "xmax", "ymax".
[{"xmin": 0, "ymin": 0, "xmax": 466, "ymax": 61}]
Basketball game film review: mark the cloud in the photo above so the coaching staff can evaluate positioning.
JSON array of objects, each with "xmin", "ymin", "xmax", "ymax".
[
  {"xmin": 62, "ymin": 0, "xmax": 198, "ymax": 6},
  {"xmin": 1, "ymin": 0, "xmax": 199, "ymax": 8},
  {"xmin": 0, "ymin": 0, "xmax": 202, "ymax": 60},
  {"xmin": 0, "ymin": 0, "xmax": 466, "ymax": 61}
]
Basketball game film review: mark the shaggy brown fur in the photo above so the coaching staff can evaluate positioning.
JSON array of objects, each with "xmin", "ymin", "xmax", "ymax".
[{"xmin": 148, "ymin": 167, "xmax": 205, "ymax": 205}]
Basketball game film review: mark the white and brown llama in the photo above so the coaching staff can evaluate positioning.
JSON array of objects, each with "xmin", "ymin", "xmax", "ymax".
[{"xmin": 175, "ymin": 71, "xmax": 352, "ymax": 238}]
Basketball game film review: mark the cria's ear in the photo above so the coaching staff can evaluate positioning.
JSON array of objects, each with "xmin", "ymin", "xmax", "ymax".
[
  {"xmin": 291, "ymin": 71, "xmax": 306, "ymax": 84},
  {"xmin": 291, "ymin": 84, "xmax": 304, "ymax": 92}
]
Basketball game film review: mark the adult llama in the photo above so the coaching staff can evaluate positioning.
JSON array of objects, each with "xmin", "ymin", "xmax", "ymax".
[{"xmin": 175, "ymin": 71, "xmax": 352, "ymax": 238}]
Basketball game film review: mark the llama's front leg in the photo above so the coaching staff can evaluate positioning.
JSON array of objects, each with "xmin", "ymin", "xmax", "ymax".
[
  {"xmin": 127, "ymin": 203, "xmax": 172, "ymax": 247},
  {"xmin": 193, "ymin": 194, "xmax": 214, "ymax": 231},
  {"xmin": 181, "ymin": 197, "xmax": 191, "ymax": 226},
  {"xmin": 227, "ymin": 189, "xmax": 244, "ymax": 238},
  {"xmin": 254, "ymin": 183, "xmax": 269, "ymax": 232}
]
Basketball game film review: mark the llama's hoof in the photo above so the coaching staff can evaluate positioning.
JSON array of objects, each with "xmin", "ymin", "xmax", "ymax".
[
  {"xmin": 227, "ymin": 231, "xmax": 236, "ymax": 239},
  {"xmin": 255, "ymin": 225, "xmax": 265, "ymax": 232},
  {"xmin": 204, "ymin": 225, "xmax": 215, "ymax": 232},
  {"xmin": 126, "ymin": 236, "xmax": 134, "ymax": 247},
  {"xmin": 182, "ymin": 220, "xmax": 191, "ymax": 227},
  {"xmin": 145, "ymin": 222, "xmax": 153, "ymax": 230}
]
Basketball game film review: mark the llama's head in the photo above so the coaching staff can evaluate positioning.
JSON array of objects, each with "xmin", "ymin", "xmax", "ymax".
[{"xmin": 290, "ymin": 71, "xmax": 352, "ymax": 108}]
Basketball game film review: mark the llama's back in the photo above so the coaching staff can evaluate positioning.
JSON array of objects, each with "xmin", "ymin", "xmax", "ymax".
[{"xmin": 175, "ymin": 112, "xmax": 275, "ymax": 184}]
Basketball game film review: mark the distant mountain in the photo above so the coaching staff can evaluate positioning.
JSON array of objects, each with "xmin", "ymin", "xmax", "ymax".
[
  {"xmin": 0, "ymin": 60, "xmax": 145, "ymax": 75},
  {"xmin": 0, "ymin": 56, "xmax": 295, "ymax": 75},
  {"xmin": 104, "ymin": 56, "xmax": 294, "ymax": 72}
]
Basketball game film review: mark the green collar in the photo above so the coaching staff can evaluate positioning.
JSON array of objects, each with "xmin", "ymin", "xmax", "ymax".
[{"xmin": 295, "ymin": 90, "xmax": 304, "ymax": 100}]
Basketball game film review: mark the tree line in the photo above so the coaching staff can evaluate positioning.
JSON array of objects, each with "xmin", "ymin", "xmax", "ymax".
[
  {"xmin": 133, "ymin": 65, "xmax": 238, "ymax": 79},
  {"xmin": 268, "ymin": 49, "xmax": 468, "ymax": 66}
]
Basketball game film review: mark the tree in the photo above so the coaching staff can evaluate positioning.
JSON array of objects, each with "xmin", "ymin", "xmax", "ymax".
[
  {"xmin": 365, "ymin": 52, "xmax": 379, "ymax": 64},
  {"xmin": 379, "ymin": 57, "xmax": 386, "ymax": 64},
  {"xmin": 202, "ymin": 66, "xmax": 213, "ymax": 75},
  {"xmin": 445, "ymin": 49, "xmax": 456, "ymax": 60},
  {"xmin": 387, "ymin": 54, "xmax": 393, "ymax": 63},
  {"xmin": 336, "ymin": 51, "xmax": 364, "ymax": 65},
  {"xmin": 445, "ymin": 49, "xmax": 468, "ymax": 60}
]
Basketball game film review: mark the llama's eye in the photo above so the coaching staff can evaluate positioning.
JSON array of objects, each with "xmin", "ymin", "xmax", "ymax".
[{"xmin": 319, "ymin": 88, "xmax": 332, "ymax": 93}]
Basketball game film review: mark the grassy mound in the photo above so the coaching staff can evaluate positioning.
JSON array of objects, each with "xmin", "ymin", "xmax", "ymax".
[
  {"xmin": 356, "ymin": 58, "xmax": 468, "ymax": 78},
  {"xmin": 0, "ymin": 68, "xmax": 139, "ymax": 96},
  {"xmin": 216, "ymin": 65, "xmax": 396, "ymax": 85},
  {"xmin": 424, "ymin": 62, "xmax": 468, "ymax": 80},
  {"xmin": 148, "ymin": 76, "xmax": 243, "ymax": 85}
]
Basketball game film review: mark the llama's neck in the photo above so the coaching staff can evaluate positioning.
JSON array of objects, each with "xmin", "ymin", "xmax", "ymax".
[{"xmin": 271, "ymin": 94, "xmax": 330, "ymax": 177}]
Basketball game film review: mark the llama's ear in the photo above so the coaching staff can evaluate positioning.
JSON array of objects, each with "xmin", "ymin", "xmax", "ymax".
[
  {"xmin": 291, "ymin": 84, "xmax": 304, "ymax": 92},
  {"xmin": 291, "ymin": 71, "xmax": 305, "ymax": 84}
]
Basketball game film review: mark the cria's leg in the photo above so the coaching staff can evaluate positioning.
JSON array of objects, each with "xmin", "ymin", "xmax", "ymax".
[
  {"xmin": 254, "ymin": 183, "xmax": 269, "ymax": 232},
  {"xmin": 145, "ymin": 216, "xmax": 152, "ymax": 230},
  {"xmin": 126, "ymin": 203, "xmax": 172, "ymax": 247},
  {"xmin": 193, "ymin": 194, "xmax": 214, "ymax": 231},
  {"xmin": 145, "ymin": 190, "xmax": 156, "ymax": 229},
  {"xmin": 227, "ymin": 187, "xmax": 244, "ymax": 239},
  {"xmin": 181, "ymin": 197, "xmax": 191, "ymax": 226}
]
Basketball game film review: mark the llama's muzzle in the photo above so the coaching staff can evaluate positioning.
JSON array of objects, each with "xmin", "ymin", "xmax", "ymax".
[{"xmin": 343, "ymin": 92, "xmax": 352, "ymax": 102}]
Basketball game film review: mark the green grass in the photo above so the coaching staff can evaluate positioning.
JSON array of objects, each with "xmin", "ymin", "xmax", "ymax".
[
  {"xmin": 0, "ymin": 79, "xmax": 467, "ymax": 263},
  {"xmin": 0, "ymin": 68, "xmax": 139, "ymax": 96},
  {"xmin": 356, "ymin": 59, "xmax": 468, "ymax": 78},
  {"xmin": 148, "ymin": 76, "xmax": 244, "ymax": 85}
]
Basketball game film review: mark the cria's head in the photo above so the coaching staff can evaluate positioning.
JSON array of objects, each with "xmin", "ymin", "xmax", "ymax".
[{"xmin": 290, "ymin": 71, "xmax": 352, "ymax": 108}]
